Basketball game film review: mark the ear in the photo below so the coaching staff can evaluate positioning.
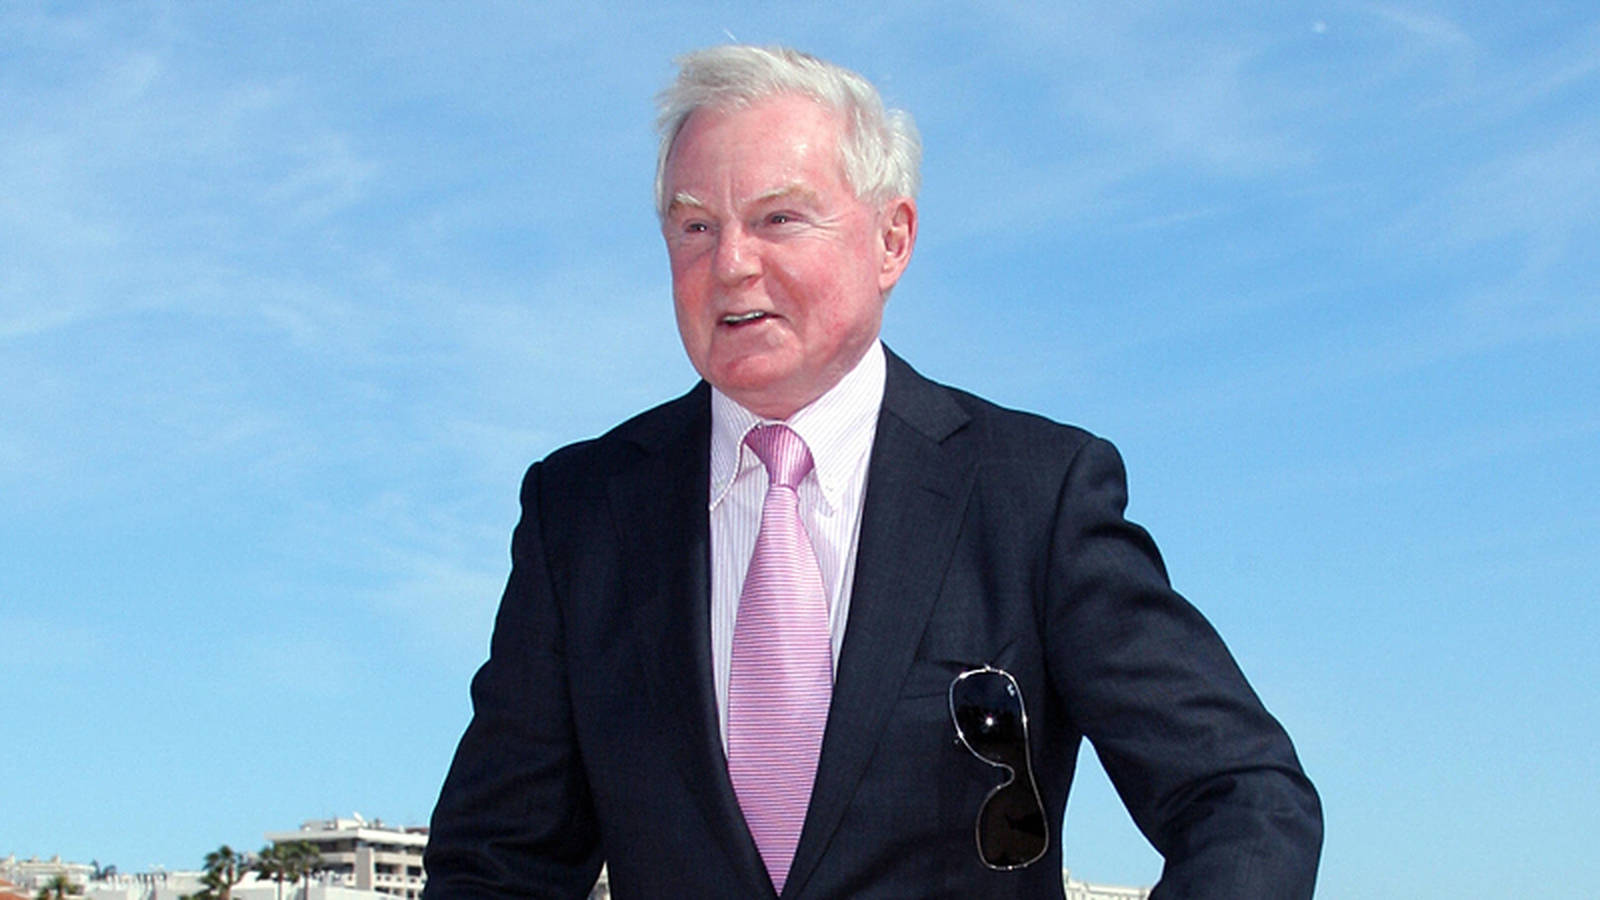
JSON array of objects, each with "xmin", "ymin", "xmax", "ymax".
[{"xmin": 877, "ymin": 196, "xmax": 917, "ymax": 294}]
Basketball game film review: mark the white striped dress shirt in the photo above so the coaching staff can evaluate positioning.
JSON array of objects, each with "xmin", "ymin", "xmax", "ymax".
[{"xmin": 708, "ymin": 341, "xmax": 885, "ymax": 750}]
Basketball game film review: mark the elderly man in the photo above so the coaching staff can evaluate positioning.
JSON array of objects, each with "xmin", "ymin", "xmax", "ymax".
[{"xmin": 422, "ymin": 46, "xmax": 1322, "ymax": 899}]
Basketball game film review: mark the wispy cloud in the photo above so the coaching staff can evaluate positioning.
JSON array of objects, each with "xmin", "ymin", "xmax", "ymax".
[
  {"xmin": 260, "ymin": 133, "xmax": 380, "ymax": 224},
  {"xmin": 1395, "ymin": 125, "xmax": 1600, "ymax": 272},
  {"xmin": 899, "ymin": 4, "xmax": 1329, "ymax": 248},
  {"xmin": 0, "ymin": 27, "xmax": 382, "ymax": 341},
  {"xmin": 1365, "ymin": 4, "xmax": 1474, "ymax": 50}
]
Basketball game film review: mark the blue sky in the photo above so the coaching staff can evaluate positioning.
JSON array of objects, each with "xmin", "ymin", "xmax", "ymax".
[{"xmin": 3, "ymin": 2, "xmax": 1596, "ymax": 896}]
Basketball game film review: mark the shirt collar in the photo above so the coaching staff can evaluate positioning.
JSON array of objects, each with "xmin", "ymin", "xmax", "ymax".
[{"xmin": 709, "ymin": 340, "xmax": 886, "ymax": 512}]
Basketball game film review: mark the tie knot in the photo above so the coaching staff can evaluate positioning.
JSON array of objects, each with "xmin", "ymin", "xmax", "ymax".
[{"xmin": 744, "ymin": 424, "xmax": 814, "ymax": 490}]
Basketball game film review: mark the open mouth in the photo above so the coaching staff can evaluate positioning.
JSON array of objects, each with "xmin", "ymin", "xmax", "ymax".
[{"xmin": 721, "ymin": 310, "xmax": 770, "ymax": 326}]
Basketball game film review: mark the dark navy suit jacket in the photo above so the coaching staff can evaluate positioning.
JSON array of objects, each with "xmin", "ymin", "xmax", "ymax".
[{"xmin": 422, "ymin": 351, "xmax": 1322, "ymax": 899}]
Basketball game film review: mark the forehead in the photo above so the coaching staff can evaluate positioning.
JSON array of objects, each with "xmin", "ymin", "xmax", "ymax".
[{"xmin": 664, "ymin": 94, "xmax": 851, "ymax": 201}]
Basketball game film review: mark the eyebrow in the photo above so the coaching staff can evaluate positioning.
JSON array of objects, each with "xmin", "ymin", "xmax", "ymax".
[{"xmin": 667, "ymin": 191, "xmax": 706, "ymax": 215}]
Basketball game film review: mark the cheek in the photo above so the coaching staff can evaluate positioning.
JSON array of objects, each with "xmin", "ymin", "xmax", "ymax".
[
  {"xmin": 670, "ymin": 279, "xmax": 712, "ymax": 361},
  {"xmin": 667, "ymin": 243, "xmax": 710, "ymax": 292},
  {"xmin": 767, "ymin": 256, "xmax": 839, "ymax": 314},
  {"xmin": 672, "ymin": 297, "xmax": 709, "ymax": 355},
  {"xmin": 797, "ymin": 274, "xmax": 879, "ymax": 338},
  {"xmin": 669, "ymin": 263, "xmax": 710, "ymax": 318}
]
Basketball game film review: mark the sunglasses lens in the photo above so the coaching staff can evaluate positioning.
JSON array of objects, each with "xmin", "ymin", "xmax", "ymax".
[
  {"xmin": 978, "ymin": 780, "xmax": 1048, "ymax": 866},
  {"xmin": 952, "ymin": 671, "xmax": 1026, "ymax": 762}
]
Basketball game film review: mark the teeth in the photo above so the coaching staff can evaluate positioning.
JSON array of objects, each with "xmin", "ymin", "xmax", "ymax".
[{"xmin": 723, "ymin": 310, "xmax": 767, "ymax": 324}]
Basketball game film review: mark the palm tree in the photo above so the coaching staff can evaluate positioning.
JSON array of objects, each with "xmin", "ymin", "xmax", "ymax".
[
  {"xmin": 34, "ymin": 874, "xmax": 82, "ymax": 900},
  {"xmin": 193, "ymin": 845, "xmax": 249, "ymax": 900},
  {"xmin": 252, "ymin": 844, "xmax": 292, "ymax": 900},
  {"xmin": 285, "ymin": 842, "xmax": 323, "ymax": 900},
  {"xmin": 250, "ymin": 841, "xmax": 322, "ymax": 900}
]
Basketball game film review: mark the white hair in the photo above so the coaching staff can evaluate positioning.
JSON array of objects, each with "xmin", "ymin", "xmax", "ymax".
[{"xmin": 653, "ymin": 45, "xmax": 921, "ymax": 219}]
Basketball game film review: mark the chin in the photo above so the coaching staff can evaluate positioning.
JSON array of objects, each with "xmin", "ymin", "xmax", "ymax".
[{"xmin": 711, "ymin": 356, "xmax": 796, "ymax": 392}]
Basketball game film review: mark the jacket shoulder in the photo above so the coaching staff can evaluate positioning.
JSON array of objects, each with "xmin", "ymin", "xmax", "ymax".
[
  {"xmin": 527, "ymin": 382, "xmax": 709, "ymax": 496},
  {"xmin": 884, "ymin": 350, "xmax": 1104, "ymax": 465},
  {"xmin": 544, "ymin": 382, "xmax": 707, "ymax": 464}
]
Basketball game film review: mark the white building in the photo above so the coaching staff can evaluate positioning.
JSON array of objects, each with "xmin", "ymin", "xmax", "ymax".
[
  {"xmin": 82, "ymin": 869, "xmax": 204, "ymax": 900},
  {"xmin": 262, "ymin": 816, "xmax": 425, "ymax": 900},
  {"xmin": 0, "ymin": 856, "xmax": 97, "ymax": 893}
]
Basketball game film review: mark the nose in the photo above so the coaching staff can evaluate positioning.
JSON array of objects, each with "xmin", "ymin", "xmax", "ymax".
[{"xmin": 712, "ymin": 225, "xmax": 760, "ymax": 285}]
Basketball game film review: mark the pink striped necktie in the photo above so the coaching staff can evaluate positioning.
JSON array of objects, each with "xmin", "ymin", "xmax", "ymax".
[{"xmin": 727, "ymin": 423, "xmax": 833, "ymax": 894}]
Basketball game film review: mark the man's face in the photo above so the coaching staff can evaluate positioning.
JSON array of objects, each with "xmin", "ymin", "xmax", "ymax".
[{"xmin": 661, "ymin": 93, "xmax": 915, "ymax": 419}]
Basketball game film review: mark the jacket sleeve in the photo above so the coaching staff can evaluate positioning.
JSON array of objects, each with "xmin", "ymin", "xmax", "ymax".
[
  {"xmin": 1044, "ymin": 437, "xmax": 1323, "ymax": 898},
  {"xmin": 422, "ymin": 462, "xmax": 603, "ymax": 900}
]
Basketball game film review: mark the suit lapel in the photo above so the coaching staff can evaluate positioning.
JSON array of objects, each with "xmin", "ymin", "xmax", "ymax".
[
  {"xmin": 606, "ymin": 384, "xmax": 772, "ymax": 892},
  {"xmin": 784, "ymin": 351, "xmax": 976, "ymax": 897}
]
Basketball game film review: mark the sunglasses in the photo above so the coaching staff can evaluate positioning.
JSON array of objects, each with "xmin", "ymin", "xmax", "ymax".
[{"xmin": 948, "ymin": 666, "xmax": 1049, "ymax": 870}]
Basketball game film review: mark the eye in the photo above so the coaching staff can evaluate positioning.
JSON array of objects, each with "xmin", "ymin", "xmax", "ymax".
[
  {"xmin": 684, "ymin": 221, "xmax": 709, "ymax": 233},
  {"xmin": 767, "ymin": 212, "xmax": 793, "ymax": 225}
]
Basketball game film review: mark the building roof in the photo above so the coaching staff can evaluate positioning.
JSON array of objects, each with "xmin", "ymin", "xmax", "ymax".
[{"xmin": 0, "ymin": 877, "xmax": 31, "ymax": 900}]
